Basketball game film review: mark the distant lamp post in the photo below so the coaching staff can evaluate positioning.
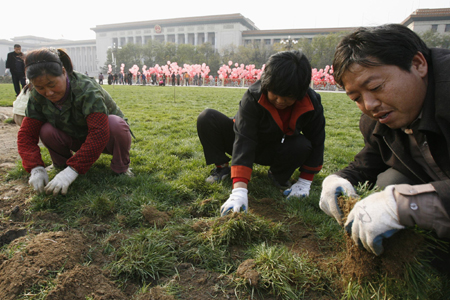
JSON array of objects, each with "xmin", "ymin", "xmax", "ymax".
[
  {"xmin": 108, "ymin": 43, "xmax": 122, "ymax": 73},
  {"xmin": 280, "ymin": 36, "xmax": 298, "ymax": 51}
]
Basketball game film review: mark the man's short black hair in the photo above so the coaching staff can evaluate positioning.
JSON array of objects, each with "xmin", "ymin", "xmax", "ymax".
[
  {"xmin": 261, "ymin": 50, "xmax": 312, "ymax": 100},
  {"xmin": 14, "ymin": 44, "xmax": 21, "ymax": 48},
  {"xmin": 333, "ymin": 24, "xmax": 430, "ymax": 87}
]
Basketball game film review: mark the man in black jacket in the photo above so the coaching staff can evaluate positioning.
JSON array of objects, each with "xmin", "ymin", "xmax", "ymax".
[
  {"xmin": 319, "ymin": 24, "xmax": 450, "ymax": 261},
  {"xmin": 6, "ymin": 44, "xmax": 26, "ymax": 97}
]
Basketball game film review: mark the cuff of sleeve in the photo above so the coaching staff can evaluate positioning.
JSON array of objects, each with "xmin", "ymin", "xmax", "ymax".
[
  {"xmin": 299, "ymin": 172, "xmax": 314, "ymax": 181},
  {"xmin": 395, "ymin": 183, "xmax": 450, "ymax": 238},
  {"xmin": 231, "ymin": 165, "xmax": 252, "ymax": 181},
  {"xmin": 233, "ymin": 177, "xmax": 249, "ymax": 185}
]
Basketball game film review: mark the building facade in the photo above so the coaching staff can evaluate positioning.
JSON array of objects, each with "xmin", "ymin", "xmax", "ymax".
[
  {"xmin": 2, "ymin": 8, "xmax": 450, "ymax": 77},
  {"xmin": 0, "ymin": 37, "xmax": 97, "ymax": 76},
  {"xmin": 402, "ymin": 8, "xmax": 450, "ymax": 34}
]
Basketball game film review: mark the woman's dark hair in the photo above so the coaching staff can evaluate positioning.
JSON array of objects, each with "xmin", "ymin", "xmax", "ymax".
[
  {"xmin": 261, "ymin": 50, "xmax": 312, "ymax": 100},
  {"xmin": 25, "ymin": 48, "xmax": 73, "ymax": 80},
  {"xmin": 333, "ymin": 24, "xmax": 430, "ymax": 87}
]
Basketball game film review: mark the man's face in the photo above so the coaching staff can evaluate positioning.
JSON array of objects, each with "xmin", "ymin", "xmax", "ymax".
[
  {"xmin": 14, "ymin": 47, "xmax": 21, "ymax": 54},
  {"xmin": 341, "ymin": 53, "xmax": 428, "ymax": 129}
]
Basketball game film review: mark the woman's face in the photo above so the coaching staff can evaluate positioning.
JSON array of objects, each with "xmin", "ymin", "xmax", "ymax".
[
  {"xmin": 267, "ymin": 91, "xmax": 296, "ymax": 110},
  {"xmin": 31, "ymin": 70, "xmax": 67, "ymax": 103}
]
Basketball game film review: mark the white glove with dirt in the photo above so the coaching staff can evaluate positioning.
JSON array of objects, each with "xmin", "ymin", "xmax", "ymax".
[
  {"xmin": 45, "ymin": 166, "xmax": 78, "ymax": 196},
  {"xmin": 283, "ymin": 178, "xmax": 312, "ymax": 199},
  {"xmin": 29, "ymin": 166, "xmax": 49, "ymax": 193},
  {"xmin": 344, "ymin": 185, "xmax": 404, "ymax": 256},
  {"xmin": 319, "ymin": 174, "xmax": 358, "ymax": 225},
  {"xmin": 220, "ymin": 188, "xmax": 248, "ymax": 216}
]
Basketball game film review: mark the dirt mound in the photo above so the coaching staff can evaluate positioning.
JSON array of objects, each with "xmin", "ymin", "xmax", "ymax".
[
  {"xmin": 46, "ymin": 265, "xmax": 126, "ymax": 300},
  {"xmin": 0, "ymin": 230, "xmax": 88, "ymax": 300},
  {"xmin": 236, "ymin": 259, "xmax": 260, "ymax": 287},
  {"xmin": 338, "ymin": 195, "xmax": 427, "ymax": 282},
  {"xmin": 142, "ymin": 205, "xmax": 170, "ymax": 228}
]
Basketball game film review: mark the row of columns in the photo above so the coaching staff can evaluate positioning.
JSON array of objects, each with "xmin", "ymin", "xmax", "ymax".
[{"xmin": 115, "ymin": 32, "xmax": 214, "ymax": 46}]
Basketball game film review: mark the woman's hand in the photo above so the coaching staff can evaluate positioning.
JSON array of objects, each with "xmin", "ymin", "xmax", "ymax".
[{"xmin": 45, "ymin": 167, "xmax": 78, "ymax": 196}]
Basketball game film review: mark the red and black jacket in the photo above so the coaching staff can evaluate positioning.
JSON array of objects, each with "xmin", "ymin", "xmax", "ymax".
[{"xmin": 231, "ymin": 80, "xmax": 325, "ymax": 181}]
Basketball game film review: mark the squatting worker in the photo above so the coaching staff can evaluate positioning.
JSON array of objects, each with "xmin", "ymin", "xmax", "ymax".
[
  {"xmin": 197, "ymin": 50, "xmax": 325, "ymax": 215},
  {"xmin": 18, "ymin": 48, "xmax": 132, "ymax": 196},
  {"xmin": 319, "ymin": 24, "xmax": 450, "ymax": 259}
]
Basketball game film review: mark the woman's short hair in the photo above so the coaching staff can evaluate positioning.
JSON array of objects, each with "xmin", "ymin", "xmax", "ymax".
[
  {"xmin": 261, "ymin": 50, "xmax": 312, "ymax": 100},
  {"xmin": 333, "ymin": 24, "xmax": 430, "ymax": 87},
  {"xmin": 25, "ymin": 48, "xmax": 73, "ymax": 80}
]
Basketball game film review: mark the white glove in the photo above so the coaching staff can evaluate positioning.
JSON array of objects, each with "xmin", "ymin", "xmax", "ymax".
[
  {"xmin": 319, "ymin": 174, "xmax": 358, "ymax": 225},
  {"xmin": 44, "ymin": 166, "xmax": 78, "ymax": 196},
  {"xmin": 283, "ymin": 178, "xmax": 312, "ymax": 199},
  {"xmin": 220, "ymin": 188, "xmax": 248, "ymax": 216},
  {"xmin": 344, "ymin": 185, "xmax": 404, "ymax": 256},
  {"xmin": 29, "ymin": 166, "xmax": 49, "ymax": 193}
]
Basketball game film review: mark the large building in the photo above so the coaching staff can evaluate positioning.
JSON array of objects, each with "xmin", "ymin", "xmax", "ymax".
[
  {"xmin": 1, "ymin": 8, "xmax": 450, "ymax": 77},
  {"xmin": 402, "ymin": 8, "xmax": 450, "ymax": 34}
]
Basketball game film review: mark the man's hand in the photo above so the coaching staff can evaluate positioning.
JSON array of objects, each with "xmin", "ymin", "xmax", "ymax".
[
  {"xmin": 29, "ymin": 166, "xmax": 49, "ymax": 193},
  {"xmin": 344, "ymin": 185, "xmax": 404, "ymax": 256},
  {"xmin": 220, "ymin": 188, "xmax": 248, "ymax": 216},
  {"xmin": 283, "ymin": 178, "xmax": 312, "ymax": 199},
  {"xmin": 319, "ymin": 174, "xmax": 358, "ymax": 225},
  {"xmin": 44, "ymin": 167, "xmax": 78, "ymax": 196}
]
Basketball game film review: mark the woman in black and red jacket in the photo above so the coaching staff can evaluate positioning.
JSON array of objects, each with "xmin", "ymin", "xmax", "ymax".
[{"xmin": 197, "ymin": 51, "xmax": 325, "ymax": 215}]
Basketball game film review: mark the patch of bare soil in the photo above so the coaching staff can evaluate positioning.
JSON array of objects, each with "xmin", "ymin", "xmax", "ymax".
[
  {"xmin": 0, "ymin": 231, "xmax": 88, "ymax": 300},
  {"xmin": 46, "ymin": 265, "xmax": 127, "ymax": 300},
  {"xmin": 0, "ymin": 107, "xmax": 20, "ymax": 169}
]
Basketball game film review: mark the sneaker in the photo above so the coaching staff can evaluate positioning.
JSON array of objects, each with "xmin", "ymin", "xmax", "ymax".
[
  {"xmin": 268, "ymin": 170, "xmax": 292, "ymax": 189},
  {"xmin": 206, "ymin": 166, "xmax": 231, "ymax": 183},
  {"xmin": 118, "ymin": 168, "xmax": 134, "ymax": 177}
]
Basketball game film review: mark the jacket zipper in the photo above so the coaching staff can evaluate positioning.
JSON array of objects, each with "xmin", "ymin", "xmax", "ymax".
[
  {"xmin": 281, "ymin": 134, "xmax": 285, "ymax": 143},
  {"xmin": 383, "ymin": 136, "xmax": 426, "ymax": 184}
]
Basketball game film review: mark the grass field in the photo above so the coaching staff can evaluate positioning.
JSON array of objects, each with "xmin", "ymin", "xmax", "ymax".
[{"xmin": 1, "ymin": 83, "xmax": 448, "ymax": 299}]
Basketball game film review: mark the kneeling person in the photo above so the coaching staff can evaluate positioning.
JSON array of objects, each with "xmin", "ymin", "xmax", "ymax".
[
  {"xmin": 19, "ymin": 48, "xmax": 132, "ymax": 196},
  {"xmin": 197, "ymin": 51, "xmax": 325, "ymax": 215},
  {"xmin": 320, "ymin": 24, "xmax": 450, "ymax": 259}
]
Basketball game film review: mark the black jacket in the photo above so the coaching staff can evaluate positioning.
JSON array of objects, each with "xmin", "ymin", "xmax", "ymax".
[
  {"xmin": 6, "ymin": 51, "xmax": 25, "ymax": 75},
  {"xmin": 337, "ymin": 48, "xmax": 450, "ymax": 215},
  {"xmin": 231, "ymin": 80, "xmax": 325, "ymax": 180}
]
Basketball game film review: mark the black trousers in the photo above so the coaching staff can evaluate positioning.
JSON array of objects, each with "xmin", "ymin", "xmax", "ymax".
[
  {"xmin": 11, "ymin": 72, "xmax": 26, "ymax": 96},
  {"xmin": 197, "ymin": 108, "xmax": 312, "ymax": 183}
]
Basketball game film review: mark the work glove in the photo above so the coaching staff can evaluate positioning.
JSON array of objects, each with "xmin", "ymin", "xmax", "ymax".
[
  {"xmin": 44, "ymin": 166, "xmax": 78, "ymax": 196},
  {"xmin": 283, "ymin": 178, "xmax": 312, "ymax": 199},
  {"xmin": 319, "ymin": 174, "xmax": 358, "ymax": 225},
  {"xmin": 220, "ymin": 188, "xmax": 248, "ymax": 216},
  {"xmin": 344, "ymin": 185, "xmax": 404, "ymax": 256},
  {"xmin": 29, "ymin": 166, "xmax": 49, "ymax": 193}
]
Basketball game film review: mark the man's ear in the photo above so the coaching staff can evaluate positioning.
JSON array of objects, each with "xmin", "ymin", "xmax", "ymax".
[{"xmin": 411, "ymin": 52, "xmax": 428, "ymax": 78}]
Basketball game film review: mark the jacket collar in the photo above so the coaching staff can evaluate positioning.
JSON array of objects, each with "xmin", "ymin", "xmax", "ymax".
[{"xmin": 258, "ymin": 92, "xmax": 314, "ymax": 131}]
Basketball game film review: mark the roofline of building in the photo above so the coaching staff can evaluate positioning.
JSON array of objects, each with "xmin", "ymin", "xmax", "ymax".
[
  {"xmin": 12, "ymin": 35, "xmax": 56, "ymax": 42},
  {"xmin": 40, "ymin": 39, "xmax": 96, "ymax": 46},
  {"xmin": 91, "ymin": 13, "xmax": 259, "ymax": 32},
  {"xmin": 401, "ymin": 8, "xmax": 450, "ymax": 26},
  {"xmin": 242, "ymin": 27, "xmax": 357, "ymax": 37}
]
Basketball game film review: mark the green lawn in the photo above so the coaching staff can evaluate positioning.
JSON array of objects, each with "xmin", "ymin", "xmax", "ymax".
[{"xmin": 2, "ymin": 84, "xmax": 447, "ymax": 299}]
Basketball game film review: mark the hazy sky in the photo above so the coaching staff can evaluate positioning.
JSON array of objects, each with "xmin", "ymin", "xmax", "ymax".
[{"xmin": 3, "ymin": 0, "xmax": 450, "ymax": 41}]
